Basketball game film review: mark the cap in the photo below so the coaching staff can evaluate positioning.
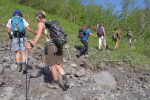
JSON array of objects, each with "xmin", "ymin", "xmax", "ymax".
[{"xmin": 13, "ymin": 10, "xmax": 22, "ymax": 17}]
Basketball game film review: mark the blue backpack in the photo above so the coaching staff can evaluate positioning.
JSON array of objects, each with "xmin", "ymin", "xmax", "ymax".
[{"xmin": 11, "ymin": 16, "xmax": 25, "ymax": 37}]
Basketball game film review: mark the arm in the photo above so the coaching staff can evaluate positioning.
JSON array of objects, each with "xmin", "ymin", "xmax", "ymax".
[
  {"xmin": 102, "ymin": 26, "xmax": 106, "ymax": 36},
  {"xmin": 90, "ymin": 33, "xmax": 97, "ymax": 38},
  {"xmin": 25, "ymin": 25, "xmax": 36, "ymax": 34},
  {"xmin": 32, "ymin": 22, "xmax": 44, "ymax": 46},
  {"xmin": 118, "ymin": 31, "xmax": 121, "ymax": 39},
  {"xmin": 6, "ymin": 19, "xmax": 12, "ymax": 39}
]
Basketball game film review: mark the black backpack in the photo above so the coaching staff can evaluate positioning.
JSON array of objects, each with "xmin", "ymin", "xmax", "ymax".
[
  {"xmin": 78, "ymin": 28, "xmax": 86, "ymax": 39},
  {"xmin": 45, "ymin": 20, "xmax": 67, "ymax": 46}
]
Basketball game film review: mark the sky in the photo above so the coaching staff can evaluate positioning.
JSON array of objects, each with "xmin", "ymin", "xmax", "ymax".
[{"xmin": 82, "ymin": 0, "xmax": 145, "ymax": 13}]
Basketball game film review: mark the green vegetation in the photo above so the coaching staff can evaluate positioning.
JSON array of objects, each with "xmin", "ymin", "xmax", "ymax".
[{"xmin": 0, "ymin": 0, "xmax": 150, "ymax": 67}]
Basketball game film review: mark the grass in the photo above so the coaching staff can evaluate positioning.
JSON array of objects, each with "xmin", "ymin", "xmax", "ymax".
[{"xmin": 0, "ymin": 0, "xmax": 150, "ymax": 67}]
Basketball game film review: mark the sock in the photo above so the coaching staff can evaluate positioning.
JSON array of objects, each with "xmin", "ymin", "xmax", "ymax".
[{"xmin": 54, "ymin": 80, "xmax": 66, "ymax": 91}]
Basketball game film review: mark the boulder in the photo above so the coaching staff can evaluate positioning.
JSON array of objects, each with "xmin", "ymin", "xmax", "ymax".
[
  {"xmin": 75, "ymin": 68, "xmax": 86, "ymax": 77},
  {"xmin": 91, "ymin": 71, "xmax": 117, "ymax": 90}
]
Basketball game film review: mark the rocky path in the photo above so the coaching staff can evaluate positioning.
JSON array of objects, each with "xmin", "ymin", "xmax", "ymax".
[{"xmin": 0, "ymin": 37, "xmax": 150, "ymax": 100}]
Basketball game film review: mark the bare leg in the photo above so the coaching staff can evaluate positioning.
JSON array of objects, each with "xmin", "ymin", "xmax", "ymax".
[
  {"xmin": 51, "ymin": 65, "xmax": 58, "ymax": 80},
  {"xmin": 56, "ymin": 64, "xmax": 69, "ymax": 89},
  {"xmin": 51, "ymin": 64, "xmax": 67, "ymax": 90},
  {"xmin": 21, "ymin": 50, "xmax": 26, "ymax": 63},
  {"xmin": 115, "ymin": 40, "xmax": 119, "ymax": 49},
  {"xmin": 55, "ymin": 64, "xmax": 65, "ymax": 75},
  {"xmin": 16, "ymin": 51, "xmax": 20, "ymax": 63}
]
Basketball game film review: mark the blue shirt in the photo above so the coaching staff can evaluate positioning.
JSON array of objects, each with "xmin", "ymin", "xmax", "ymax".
[{"xmin": 81, "ymin": 29, "xmax": 91, "ymax": 41}]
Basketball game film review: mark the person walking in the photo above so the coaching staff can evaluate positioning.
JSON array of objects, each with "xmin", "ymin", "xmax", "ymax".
[
  {"xmin": 6, "ymin": 10, "xmax": 35, "ymax": 74},
  {"xmin": 112, "ymin": 27, "xmax": 121, "ymax": 50},
  {"xmin": 26, "ymin": 10, "xmax": 69, "ymax": 91},
  {"xmin": 126, "ymin": 30, "xmax": 133, "ymax": 46},
  {"xmin": 76, "ymin": 25, "xmax": 97, "ymax": 58},
  {"xmin": 95, "ymin": 23, "xmax": 106, "ymax": 50}
]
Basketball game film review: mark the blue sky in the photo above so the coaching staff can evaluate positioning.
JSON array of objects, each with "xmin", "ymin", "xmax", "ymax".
[{"xmin": 82, "ymin": 0, "xmax": 145, "ymax": 13}]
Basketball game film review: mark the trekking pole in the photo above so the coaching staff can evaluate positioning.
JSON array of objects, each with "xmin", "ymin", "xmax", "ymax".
[
  {"xmin": 9, "ymin": 39, "xmax": 12, "ymax": 62},
  {"xmin": 25, "ymin": 49, "xmax": 28, "ymax": 100},
  {"xmin": 66, "ymin": 45, "xmax": 71, "ymax": 60}
]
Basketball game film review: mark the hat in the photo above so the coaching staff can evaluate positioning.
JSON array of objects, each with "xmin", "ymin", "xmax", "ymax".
[
  {"xmin": 13, "ymin": 10, "xmax": 22, "ymax": 17},
  {"xmin": 36, "ymin": 10, "xmax": 46, "ymax": 19}
]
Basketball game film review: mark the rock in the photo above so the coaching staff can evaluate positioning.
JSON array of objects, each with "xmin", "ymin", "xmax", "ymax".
[
  {"xmin": 29, "ymin": 69, "xmax": 42, "ymax": 78},
  {"xmin": 27, "ymin": 56, "xmax": 34, "ymax": 65},
  {"xmin": 36, "ymin": 63, "xmax": 45, "ymax": 69},
  {"xmin": 10, "ymin": 64, "xmax": 17, "ymax": 71},
  {"xmin": 16, "ymin": 95, "xmax": 26, "ymax": 100},
  {"xmin": 69, "ymin": 82, "xmax": 76, "ymax": 88},
  {"xmin": 1, "ymin": 87, "xmax": 15, "ymax": 100},
  {"xmin": 99, "ymin": 62, "xmax": 106, "ymax": 70},
  {"xmin": 3, "ymin": 57, "xmax": 11, "ymax": 63},
  {"xmin": 91, "ymin": 71, "xmax": 117, "ymax": 90},
  {"xmin": 0, "ymin": 64, "xmax": 4, "ymax": 74},
  {"xmin": 64, "ymin": 45, "xmax": 69, "ymax": 49},
  {"xmin": 66, "ymin": 68, "xmax": 76, "ymax": 76},
  {"xmin": 139, "ymin": 88, "xmax": 147, "ymax": 98},
  {"xmin": 63, "ymin": 57, "xmax": 67, "ymax": 63},
  {"xmin": 125, "ymin": 92, "xmax": 137, "ymax": 100},
  {"xmin": 142, "ymin": 82, "xmax": 149, "ymax": 89},
  {"xmin": 70, "ymin": 63, "xmax": 77, "ymax": 68},
  {"xmin": 64, "ymin": 95, "xmax": 73, "ymax": 100},
  {"xmin": 75, "ymin": 68, "xmax": 86, "ymax": 77},
  {"xmin": 3, "ymin": 63, "xmax": 11, "ymax": 69}
]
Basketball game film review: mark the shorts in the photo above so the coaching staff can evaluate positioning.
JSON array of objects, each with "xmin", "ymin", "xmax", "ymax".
[
  {"xmin": 44, "ymin": 42, "xmax": 63, "ymax": 65},
  {"xmin": 11, "ymin": 37, "xmax": 26, "ymax": 51}
]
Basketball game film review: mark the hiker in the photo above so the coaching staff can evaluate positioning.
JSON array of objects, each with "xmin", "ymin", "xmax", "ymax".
[
  {"xmin": 26, "ymin": 10, "xmax": 69, "ymax": 91},
  {"xmin": 112, "ymin": 27, "xmax": 121, "ymax": 49},
  {"xmin": 126, "ymin": 30, "xmax": 133, "ymax": 46},
  {"xmin": 76, "ymin": 25, "xmax": 97, "ymax": 58},
  {"xmin": 95, "ymin": 23, "xmax": 106, "ymax": 50},
  {"xmin": 6, "ymin": 10, "xmax": 35, "ymax": 74}
]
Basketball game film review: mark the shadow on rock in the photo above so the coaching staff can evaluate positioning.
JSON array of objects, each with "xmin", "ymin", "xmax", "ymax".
[{"xmin": 29, "ymin": 65, "xmax": 53, "ymax": 83}]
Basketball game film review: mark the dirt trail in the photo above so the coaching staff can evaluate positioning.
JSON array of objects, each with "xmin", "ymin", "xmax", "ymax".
[{"xmin": 0, "ymin": 33, "xmax": 150, "ymax": 100}]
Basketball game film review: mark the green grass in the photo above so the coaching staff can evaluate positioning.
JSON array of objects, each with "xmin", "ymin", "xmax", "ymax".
[
  {"xmin": 0, "ymin": 0, "xmax": 150, "ymax": 68},
  {"xmin": 0, "ymin": 0, "xmax": 79, "ymax": 44}
]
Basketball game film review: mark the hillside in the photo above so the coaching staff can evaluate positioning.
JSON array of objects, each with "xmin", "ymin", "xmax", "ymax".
[
  {"xmin": 1, "ymin": 0, "xmax": 150, "ymax": 66},
  {"xmin": 0, "ymin": 0, "xmax": 150, "ymax": 100}
]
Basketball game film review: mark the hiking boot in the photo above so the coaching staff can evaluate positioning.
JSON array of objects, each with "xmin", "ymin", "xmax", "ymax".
[
  {"xmin": 62, "ymin": 75, "xmax": 69, "ymax": 89},
  {"xmin": 22, "ymin": 64, "xmax": 27, "ymax": 74},
  {"xmin": 76, "ymin": 54, "xmax": 80, "ymax": 58},
  {"xmin": 54, "ymin": 80, "xmax": 67, "ymax": 91},
  {"xmin": 17, "ymin": 64, "xmax": 22, "ymax": 72},
  {"xmin": 47, "ymin": 83, "xmax": 58, "ymax": 89}
]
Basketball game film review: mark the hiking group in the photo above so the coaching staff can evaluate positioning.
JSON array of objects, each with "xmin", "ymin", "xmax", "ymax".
[
  {"xmin": 77, "ymin": 23, "xmax": 134, "ymax": 57},
  {"xmin": 6, "ymin": 10, "xmax": 69, "ymax": 91},
  {"xmin": 6, "ymin": 9, "xmax": 134, "ymax": 91}
]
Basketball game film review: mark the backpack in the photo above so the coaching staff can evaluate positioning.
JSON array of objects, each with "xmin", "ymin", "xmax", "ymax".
[
  {"xmin": 78, "ymin": 28, "xmax": 85, "ymax": 38},
  {"xmin": 11, "ymin": 16, "xmax": 25, "ymax": 38},
  {"xmin": 112, "ymin": 33, "xmax": 117, "ymax": 40},
  {"xmin": 127, "ymin": 31, "xmax": 132, "ymax": 37},
  {"xmin": 45, "ymin": 20, "xmax": 67, "ymax": 46},
  {"xmin": 97, "ymin": 26, "xmax": 104, "ymax": 37}
]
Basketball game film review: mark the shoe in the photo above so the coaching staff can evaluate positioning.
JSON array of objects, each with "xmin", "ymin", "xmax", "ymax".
[
  {"xmin": 54, "ymin": 80, "xmax": 67, "ymax": 91},
  {"xmin": 62, "ymin": 75, "xmax": 69, "ymax": 89},
  {"xmin": 17, "ymin": 64, "xmax": 22, "ymax": 72},
  {"xmin": 76, "ymin": 54, "xmax": 80, "ymax": 58},
  {"xmin": 47, "ymin": 83, "xmax": 58, "ymax": 89},
  {"xmin": 64, "ymin": 82, "xmax": 69, "ymax": 89},
  {"xmin": 22, "ymin": 64, "xmax": 27, "ymax": 74}
]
